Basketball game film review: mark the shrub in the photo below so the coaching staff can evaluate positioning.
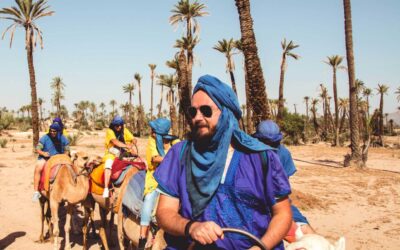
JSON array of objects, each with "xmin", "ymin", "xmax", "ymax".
[
  {"xmin": 280, "ymin": 111, "xmax": 305, "ymax": 145},
  {"xmin": 67, "ymin": 132, "xmax": 83, "ymax": 146},
  {"xmin": 0, "ymin": 113, "xmax": 14, "ymax": 131},
  {"xmin": 0, "ymin": 138, "xmax": 8, "ymax": 148}
]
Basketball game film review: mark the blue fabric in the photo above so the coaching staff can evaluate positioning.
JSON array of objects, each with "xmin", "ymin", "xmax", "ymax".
[
  {"xmin": 253, "ymin": 120, "xmax": 283, "ymax": 142},
  {"xmin": 188, "ymin": 75, "xmax": 272, "ymax": 218},
  {"xmin": 291, "ymin": 204, "xmax": 309, "ymax": 224},
  {"xmin": 122, "ymin": 171, "xmax": 146, "ymax": 217},
  {"xmin": 149, "ymin": 118, "xmax": 171, "ymax": 157},
  {"xmin": 277, "ymin": 145, "xmax": 297, "ymax": 177},
  {"xmin": 154, "ymin": 142, "xmax": 291, "ymax": 250},
  {"xmin": 114, "ymin": 165, "xmax": 133, "ymax": 186},
  {"xmin": 110, "ymin": 115, "xmax": 124, "ymax": 126},
  {"xmin": 140, "ymin": 190, "xmax": 159, "ymax": 225},
  {"xmin": 37, "ymin": 134, "xmax": 69, "ymax": 159},
  {"xmin": 50, "ymin": 122, "xmax": 62, "ymax": 141},
  {"xmin": 53, "ymin": 117, "xmax": 64, "ymax": 129}
]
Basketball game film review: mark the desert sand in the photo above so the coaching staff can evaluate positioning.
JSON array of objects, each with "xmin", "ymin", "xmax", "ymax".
[{"xmin": 0, "ymin": 129, "xmax": 399, "ymax": 249}]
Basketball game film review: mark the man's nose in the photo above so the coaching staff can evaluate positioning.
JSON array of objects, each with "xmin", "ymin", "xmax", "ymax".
[{"xmin": 193, "ymin": 108, "xmax": 204, "ymax": 121}]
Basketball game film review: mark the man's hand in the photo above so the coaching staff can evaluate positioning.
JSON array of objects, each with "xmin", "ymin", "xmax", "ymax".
[
  {"xmin": 42, "ymin": 152, "xmax": 50, "ymax": 157},
  {"xmin": 189, "ymin": 221, "xmax": 224, "ymax": 245}
]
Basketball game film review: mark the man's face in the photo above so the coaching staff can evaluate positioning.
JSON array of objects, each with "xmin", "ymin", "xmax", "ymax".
[
  {"xmin": 114, "ymin": 124, "xmax": 122, "ymax": 132},
  {"xmin": 49, "ymin": 129, "xmax": 57, "ymax": 138},
  {"xmin": 190, "ymin": 90, "xmax": 221, "ymax": 140}
]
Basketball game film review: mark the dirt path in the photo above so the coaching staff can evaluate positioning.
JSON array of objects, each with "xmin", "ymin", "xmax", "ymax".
[{"xmin": 0, "ymin": 130, "xmax": 399, "ymax": 249}]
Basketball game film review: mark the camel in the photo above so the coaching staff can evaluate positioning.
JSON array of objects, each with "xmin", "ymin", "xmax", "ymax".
[
  {"xmin": 39, "ymin": 152, "xmax": 96, "ymax": 250},
  {"xmin": 285, "ymin": 227, "xmax": 345, "ymax": 250},
  {"xmin": 86, "ymin": 157, "xmax": 165, "ymax": 250}
]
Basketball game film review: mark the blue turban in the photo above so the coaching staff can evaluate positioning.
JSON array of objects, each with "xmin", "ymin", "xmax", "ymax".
[
  {"xmin": 149, "ymin": 118, "xmax": 171, "ymax": 157},
  {"xmin": 188, "ymin": 74, "xmax": 272, "ymax": 218},
  {"xmin": 50, "ymin": 122, "xmax": 62, "ymax": 132},
  {"xmin": 53, "ymin": 117, "xmax": 64, "ymax": 130},
  {"xmin": 110, "ymin": 115, "xmax": 124, "ymax": 126},
  {"xmin": 253, "ymin": 120, "xmax": 283, "ymax": 142}
]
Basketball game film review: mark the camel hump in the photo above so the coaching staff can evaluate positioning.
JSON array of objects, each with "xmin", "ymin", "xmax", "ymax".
[{"xmin": 47, "ymin": 154, "xmax": 72, "ymax": 168}]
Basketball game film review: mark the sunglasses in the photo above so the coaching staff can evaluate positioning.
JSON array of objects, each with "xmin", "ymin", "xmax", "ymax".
[
  {"xmin": 187, "ymin": 105, "xmax": 215, "ymax": 119},
  {"xmin": 50, "ymin": 129, "xmax": 57, "ymax": 133}
]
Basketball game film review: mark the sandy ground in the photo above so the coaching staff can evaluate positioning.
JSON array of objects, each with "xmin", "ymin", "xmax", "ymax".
[{"xmin": 0, "ymin": 129, "xmax": 399, "ymax": 250}]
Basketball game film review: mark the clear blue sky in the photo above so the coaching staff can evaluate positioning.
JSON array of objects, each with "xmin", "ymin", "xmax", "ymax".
[{"xmin": 0, "ymin": 0, "xmax": 399, "ymax": 117}]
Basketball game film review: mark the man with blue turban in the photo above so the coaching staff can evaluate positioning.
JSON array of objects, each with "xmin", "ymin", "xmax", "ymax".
[
  {"xmin": 154, "ymin": 75, "xmax": 292, "ymax": 249},
  {"xmin": 102, "ymin": 115, "xmax": 137, "ymax": 198},
  {"xmin": 138, "ymin": 118, "xmax": 179, "ymax": 249},
  {"xmin": 32, "ymin": 122, "xmax": 70, "ymax": 201},
  {"xmin": 253, "ymin": 120, "xmax": 316, "ymax": 240}
]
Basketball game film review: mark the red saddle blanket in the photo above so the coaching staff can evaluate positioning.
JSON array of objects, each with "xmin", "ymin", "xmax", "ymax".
[{"xmin": 111, "ymin": 158, "xmax": 146, "ymax": 182}]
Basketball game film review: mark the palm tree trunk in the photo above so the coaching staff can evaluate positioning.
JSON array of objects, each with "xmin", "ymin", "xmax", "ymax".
[
  {"xmin": 305, "ymin": 101, "xmax": 309, "ymax": 122},
  {"xmin": 244, "ymin": 71, "xmax": 253, "ymax": 133},
  {"xmin": 277, "ymin": 55, "xmax": 286, "ymax": 121},
  {"xmin": 332, "ymin": 68, "xmax": 340, "ymax": 146},
  {"xmin": 343, "ymin": 0, "xmax": 362, "ymax": 165},
  {"xmin": 178, "ymin": 49, "xmax": 191, "ymax": 136},
  {"xmin": 235, "ymin": 0, "xmax": 270, "ymax": 126},
  {"xmin": 158, "ymin": 85, "xmax": 164, "ymax": 118},
  {"xmin": 26, "ymin": 36, "xmax": 40, "ymax": 147},
  {"xmin": 228, "ymin": 68, "xmax": 238, "ymax": 95},
  {"xmin": 339, "ymin": 108, "xmax": 347, "ymax": 133}
]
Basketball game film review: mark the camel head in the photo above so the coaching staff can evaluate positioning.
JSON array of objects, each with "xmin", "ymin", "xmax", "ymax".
[
  {"xmin": 71, "ymin": 151, "xmax": 102, "ymax": 173},
  {"xmin": 285, "ymin": 234, "xmax": 346, "ymax": 250}
]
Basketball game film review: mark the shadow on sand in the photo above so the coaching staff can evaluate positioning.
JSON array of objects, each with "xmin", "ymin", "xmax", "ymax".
[{"xmin": 0, "ymin": 231, "xmax": 26, "ymax": 249}]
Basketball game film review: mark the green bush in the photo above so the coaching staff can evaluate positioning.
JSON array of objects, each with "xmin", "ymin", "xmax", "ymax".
[
  {"xmin": 0, "ymin": 138, "xmax": 8, "ymax": 148},
  {"xmin": 0, "ymin": 113, "xmax": 14, "ymax": 131},
  {"xmin": 280, "ymin": 111, "xmax": 305, "ymax": 145},
  {"xmin": 67, "ymin": 132, "xmax": 83, "ymax": 146}
]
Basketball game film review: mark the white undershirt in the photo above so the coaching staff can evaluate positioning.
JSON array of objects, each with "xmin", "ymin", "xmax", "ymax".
[{"xmin": 220, "ymin": 146, "xmax": 235, "ymax": 184}]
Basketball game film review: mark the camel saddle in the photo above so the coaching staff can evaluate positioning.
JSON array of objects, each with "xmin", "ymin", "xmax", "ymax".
[{"xmin": 40, "ymin": 154, "xmax": 73, "ymax": 192}]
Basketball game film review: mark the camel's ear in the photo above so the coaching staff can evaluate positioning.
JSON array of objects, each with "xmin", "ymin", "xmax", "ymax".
[{"xmin": 71, "ymin": 150, "xmax": 78, "ymax": 161}]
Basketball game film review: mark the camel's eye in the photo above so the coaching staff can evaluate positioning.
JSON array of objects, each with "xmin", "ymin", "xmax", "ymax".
[{"xmin": 83, "ymin": 156, "xmax": 89, "ymax": 161}]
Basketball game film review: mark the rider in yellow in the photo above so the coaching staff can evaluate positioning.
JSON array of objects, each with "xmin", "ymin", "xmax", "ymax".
[
  {"xmin": 103, "ymin": 115, "xmax": 137, "ymax": 198},
  {"xmin": 138, "ymin": 118, "xmax": 179, "ymax": 250}
]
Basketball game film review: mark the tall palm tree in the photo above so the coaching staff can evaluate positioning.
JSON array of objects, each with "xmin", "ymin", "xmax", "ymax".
[
  {"xmin": 148, "ymin": 64, "xmax": 157, "ymax": 118},
  {"xmin": 38, "ymin": 97, "xmax": 44, "ymax": 130},
  {"xmin": 362, "ymin": 88, "xmax": 372, "ymax": 119},
  {"xmin": 310, "ymin": 98, "xmax": 320, "ymax": 135},
  {"xmin": 304, "ymin": 96, "xmax": 310, "ymax": 121},
  {"xmin": 395, "ymin": 86, "xmax": 400, "ymax": 102},
  {"xmin": 325, "ymin": 55, "xmax": 344, "ymax": 146},
  {"xmin": 99, "ymin": 102, "xmax": 106, "ymax": 121},
  {"xmin": 174, "ymin": 36, "xmax": 199, "ymax": 94},
  {"xmin": 0, "ymin": 0, "xmax": 54, "ymax": 146},
  {"xmin": 343, "ymin": 0, "xmax": 362, "ymax": 165},
  {"xmin": 235, "ymin": 0, "xmax": 270, "ymax": 125},
  {"xmin": 123, "ymin": 83, "xmax": 135, "ymax": 125},
  {"xmin": 157, "ymin": 74, "xmax": 178, "ymax": 134},
  {"xmin": 277, "ymin": 39, "xmax": 300, "ymax": 121},
  {"xmin": 109, "ymin": 99, "xmax": 117, "ymax": 118},
  {"xmin": 213, "ymin": 38, "xmax": 238, "ymax": 95},
  {"xmin": 50, "ymin": 76, "xmax": 65, "ymax": 117},
  {"xmin": 135, "ymin": 73, "xmax": 144, "ymax": 136},
  {"xmin": 319, "ymin": 84, "xmax": 330, "ymax": 136},
  {"xmin": 234, "ymin": 39, "xmax": 253, "ymax": 133},
  {"xmin": 89, "ymin": 102, "xmax": 97, "ymax": 129},
  {"xmin": 376, "ymin": 84, "xmax": 389, "ymax": 144},
  {"xmin": 170, "ymin": 0, "xmax": 208, "ymax": 95}
]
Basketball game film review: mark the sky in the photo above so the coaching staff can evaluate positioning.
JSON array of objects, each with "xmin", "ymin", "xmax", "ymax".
[{"xmin": 0, "ymin": 0, "xmax": 399, "ymax": 117}]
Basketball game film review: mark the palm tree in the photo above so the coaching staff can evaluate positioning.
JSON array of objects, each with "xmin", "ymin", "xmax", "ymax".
[
  {"xmin": 50, "ymin": 76, "xmax": 65, "ymax": 117},
  {"xmin": 338, "ymin": 98, "xmax": 349, "ymax": 133},
  {"xmin": 157, "ymin": 74, "xmax": 178, "ymax": 134},
  {"xmin": 148, "ymin": 64, "xmax": 157, "ymax": 118},
  {"xmin": 319, "ymin": 84, "xmax": 330, "ymax": 136},
  {"xmin": 376, "ymin": 84, "xmax": 389, "ymax": 144},
  {"xmin": 343, "ymin": 0, "xmax": 362, "ymax": 166},
  {"xmin": 38, "ymin": 97, "xmax": 44, "ymax": 130},
  {"xmin": 135, "ymin": 73, "xmax": 144, "ymax": 137},
  {"xmin": 213, "ymin": 38, "xmax": 238, "ymax": 95},
  {"xmin": 89, "ymin": 102, "xmax": 97, "ymax": 129},
  {"xmin": 0, "ymin": 0, "xmax": 54, "ymax": 146},
  {"xmin": 109, "ymin": 99, "xmax": 117, "ymax": 118},
  {"xmin": 304, "ymin": 96, "xmax": 310, "ymax": 121},
  {"xmin": 325, "ymin": 55, "xmax": 344, "ymax": 146},
  {"xmin": 277, "ymin": 39, "xmax": 300, "ymax": 121},
  {"xmin": 123, "ymin": 83, "xmax": 135, "ymax": 126},
  {"xmin": 362, "ymin": 88, "xmax": 372, "ymax": 119},
  {"xmin": 235, "ymin": 0, "xmax": 270, "ymax": 125},
  {"xmin": 170, "ymin": 0, "xmax": 208, "ymax": 95},
  {"xmin": 234, "ymin": 39, "xmax": 253, "ymax": 133},
  {"xmin": 99, "ymin": 102, "xmax": 106, "ymax": 121},
  {"xmin": 310, "ymin": 98, "xmax": 320, "ymax": 135},
  {"xmin": 395, "ymin": 86, "xmax": 400, "ymax": 102}
]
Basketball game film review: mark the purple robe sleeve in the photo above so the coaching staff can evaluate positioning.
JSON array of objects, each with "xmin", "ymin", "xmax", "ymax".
[
  {"xmin": 266, "ymin": 150, "xmax": 291, "ymax": 206},
  {"xmin": 154, "ymin": 141, "xmax": 185, "ymax": 198}
]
